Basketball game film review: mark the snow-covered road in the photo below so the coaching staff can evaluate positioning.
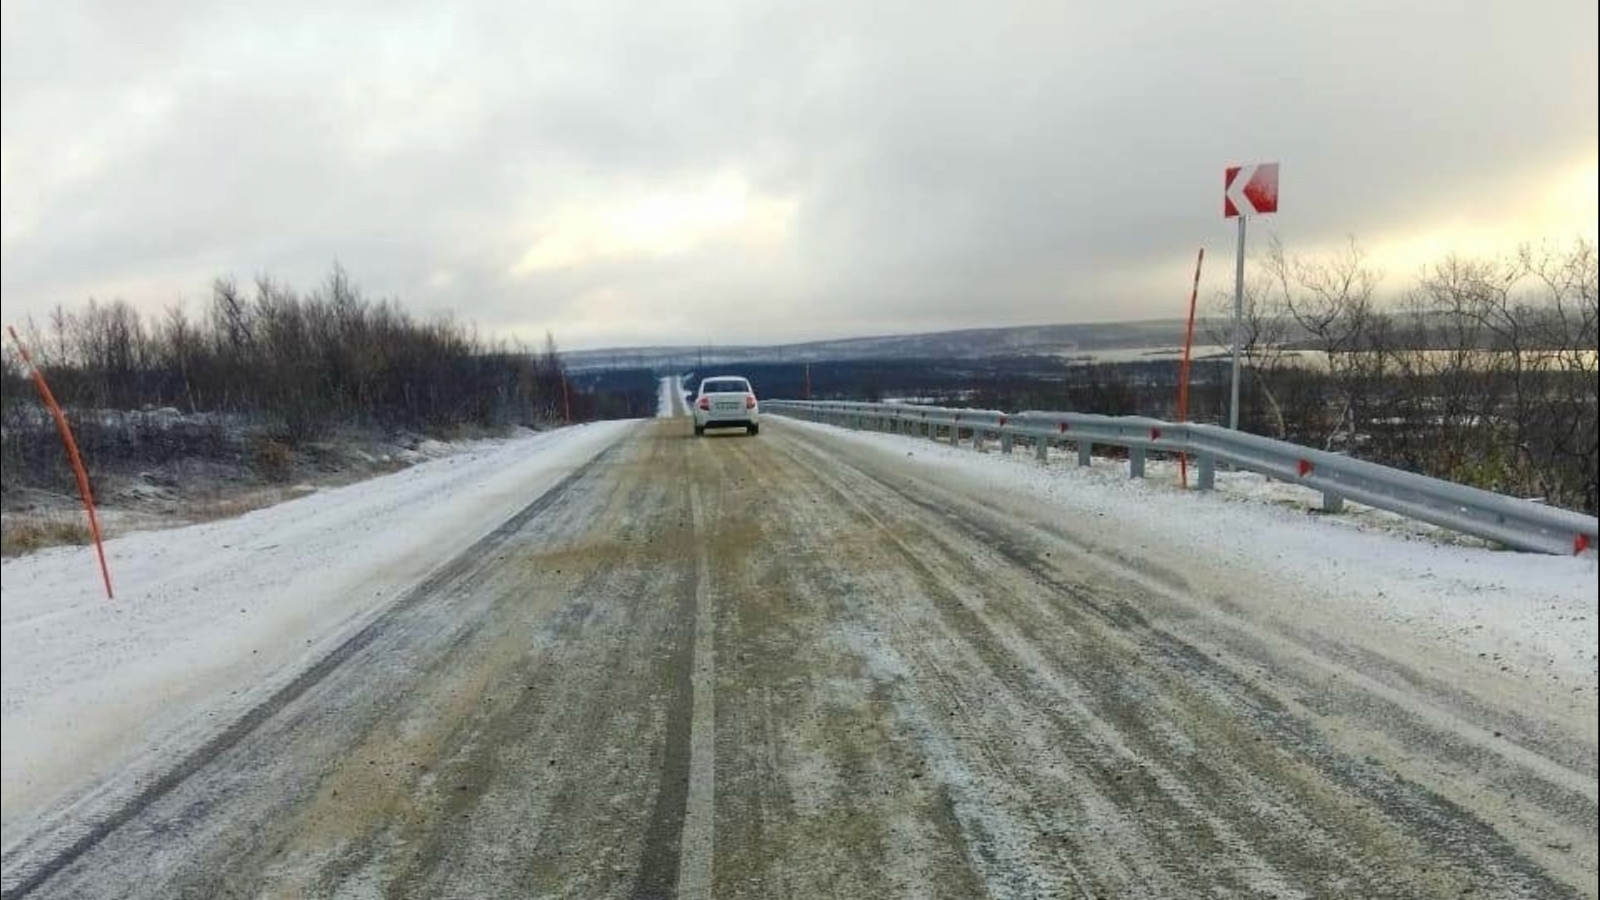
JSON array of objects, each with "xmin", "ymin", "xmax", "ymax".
[
  {"xmin": 779, "ymin": 416, "xmax": 1600, "ymax": 687},
  {"xmin": 1, "ymin": 421, "xmax": 634, "ymax": 856},
  {"xmin": 3, "ymin": 413, "xmax": 1595, "ymax": 898}
]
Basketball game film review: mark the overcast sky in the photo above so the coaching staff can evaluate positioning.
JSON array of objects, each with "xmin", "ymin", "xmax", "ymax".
[{"xmin": 3, "ymin": 0, "xmax": 1596, "ymax": 350}]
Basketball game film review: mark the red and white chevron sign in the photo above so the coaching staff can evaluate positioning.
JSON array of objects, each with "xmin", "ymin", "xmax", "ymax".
[{"xmin": 1224, "ymin": 162, "xmax": 1279, "ymax": 218}]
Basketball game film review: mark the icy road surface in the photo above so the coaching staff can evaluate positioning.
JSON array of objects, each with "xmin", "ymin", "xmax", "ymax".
[{"xmin": 2, "ymin": 413, "xmax": 1595, "ymax": 898}]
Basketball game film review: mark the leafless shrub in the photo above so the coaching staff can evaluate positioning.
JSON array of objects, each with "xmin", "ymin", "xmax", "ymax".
[
  {"xmin": 1214, "ymin": 236, "xmax": 1596, "ymax": 513},
  {"xmin": 2, "ymin": 265, "xmax": 581, "ymax": 496}
]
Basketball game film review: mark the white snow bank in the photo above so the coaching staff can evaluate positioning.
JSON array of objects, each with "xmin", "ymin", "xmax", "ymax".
[
  {"xmin": 781, "ymin": 417, "xmax": 1599, "ymax": 684},
  {"xmin": 0, "ymin": 420, "xmax": 634, "ymax": 842}
]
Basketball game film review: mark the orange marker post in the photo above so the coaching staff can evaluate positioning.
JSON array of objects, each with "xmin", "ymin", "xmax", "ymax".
[
  {"xmin": 7, "ymin": 326, "xmax": 115, "ymax": 599},
  {"xmin": 1177, "ymin": 248, "xmax": 1205, "ymax": 489}
]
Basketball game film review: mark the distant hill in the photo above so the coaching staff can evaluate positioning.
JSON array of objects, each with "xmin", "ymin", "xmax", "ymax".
[{"xmin": 566, "ymin": 319, "xmax": 1212, "ymax": 372}]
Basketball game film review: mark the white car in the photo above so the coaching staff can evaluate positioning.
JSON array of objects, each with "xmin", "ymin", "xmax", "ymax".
[{"xmin": 693, "ymin": 376, "xmax": 760, "ymax": 436}]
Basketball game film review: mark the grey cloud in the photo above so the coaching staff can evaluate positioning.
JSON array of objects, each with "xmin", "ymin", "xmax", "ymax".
[{"xmin": 3, "ymin": 0, "xmax": 1595, "ymax": 348}]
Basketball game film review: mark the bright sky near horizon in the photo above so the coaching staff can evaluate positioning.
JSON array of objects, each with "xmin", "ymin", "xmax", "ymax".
[{"xmin": 3, "ymin": 0, "xmax": 1596, "ymax": 350}]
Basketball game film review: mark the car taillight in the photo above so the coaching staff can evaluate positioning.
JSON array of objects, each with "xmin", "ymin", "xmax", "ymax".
[
  {"xmin": 697, "ymin": 396, "xmax": 710, "ymax": 410},
  {"xmin": 745, "ymin": 394, "xmax": 757, "ymax": 409}
]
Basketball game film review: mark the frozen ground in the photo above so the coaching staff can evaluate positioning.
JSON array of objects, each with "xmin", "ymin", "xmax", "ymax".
[
  {"xmin": 0, "ymin": 420, "xmax": 635, "ymax": 848},
  {"xmin": 777, "ymin": 416, "xmax": 1600, "ymax": 688}
]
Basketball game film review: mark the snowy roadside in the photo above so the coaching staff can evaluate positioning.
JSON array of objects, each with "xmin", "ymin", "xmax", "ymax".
[
  {"xmin": 3, "ymin": 426, "xmax": 539, "ymax": 557},
  {"xmin": 777, "ymin": 416, "xmax": 1599, "ymax": 686},
  {"xmin": 0, "ymin": 419, "xmax": 635, "ymax": 845}
]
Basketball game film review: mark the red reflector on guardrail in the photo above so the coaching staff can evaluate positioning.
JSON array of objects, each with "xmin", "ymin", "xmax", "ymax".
[
  {"xmin": 1297, "ymin": 459, "xmax": 1313, "ymax": 477},
  {"xmin": 1058, "ymin": 422, "xmax": 1069, "ymax": 433},
  {"xmin": 998, "ymin": 415, "xmax": 1008, "ymax": 427},
  {"xmin": 1578, "ymin": 533, "xmax": 1593, "ymax": 555},
  {"xmin": 1150, "ymin": 427, "xmax": 1162, "ymax": 441}
]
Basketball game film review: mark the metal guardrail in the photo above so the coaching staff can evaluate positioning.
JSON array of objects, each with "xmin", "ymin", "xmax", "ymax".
[{"xmin": 763, "ymin": 400, "xmax": 1600, "ymax": 556}]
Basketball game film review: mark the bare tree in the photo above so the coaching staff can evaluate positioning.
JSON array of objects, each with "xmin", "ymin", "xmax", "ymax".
[
  {"xmin": 1207, "ymin": 267, "xmax": 1296, "ymax": 437},
  {"xmin": 1521, "ymin": 239, "xmax": 1599, "ymax": 511},
  {"xmin": 1268, "ymin": 235, "xmax": 1384, "ymax": 449}
]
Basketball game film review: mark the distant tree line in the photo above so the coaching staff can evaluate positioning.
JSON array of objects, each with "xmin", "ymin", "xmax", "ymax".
[
  {"xmin": 3, "ymin": 266, "xmax": 580, "ymax": 439},
  {"xmin": 2, "ymin": 266, "xmax": 655, "ymax": 493}
]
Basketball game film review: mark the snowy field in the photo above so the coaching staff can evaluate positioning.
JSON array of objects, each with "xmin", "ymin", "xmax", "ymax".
[
  {"xmin": 777, "ymin": 416, "xmax": 1600, "ymax": 688},
  {"xmin": 0, "ymin": 420, "xmax": 634, "ymax": 844}
]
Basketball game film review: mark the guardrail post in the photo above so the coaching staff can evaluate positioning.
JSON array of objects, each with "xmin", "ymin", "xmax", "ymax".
[
  {"xmin": 1129, "ymin": 446, "xmax": 1146, "ymax": 479},
  {"xmin": 973, "ymin": 428, "xmax": 985, "ymax": 451},
  {"xmin": 949, "ymin": 424, "xmax": 960, "ymax": 447},
  {"xmin": 1035, "ymin": 438, "xmax": 1049, "ymax": 462},
  {"xmin": 1197, "ymin": 454, "xmax": 1215, "ymax": 491},
  {"xmin": 1000, "ymin": 432, "xmax": 1013, "ymax": 454},
  {"xmin": 1077, "ymin": 442, "xmax": 1092, "ymax": 467},
  {"xmin": 1322, "ymin": 492, "xmax": 1345, "ymax": 513}
]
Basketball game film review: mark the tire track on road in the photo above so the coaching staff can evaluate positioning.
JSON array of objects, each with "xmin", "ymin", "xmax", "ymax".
[
  {"xmin": 766, "ymin": 420, "xmax": 1584, "ymax": 898},
  {"xmin": 1, "ymin": 441, "xmax": 623, "ymax": 900},
  {"xmin": 677, "ymin": 482, "xmax": 717, "ymax": 900},
  {"xmin": 633, "ymin": 446, "xmax": 717, "ymax": 900}
]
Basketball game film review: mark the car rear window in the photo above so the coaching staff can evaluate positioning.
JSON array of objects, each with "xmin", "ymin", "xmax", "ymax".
[{"xmin": 702, "ymin": 379, "xmax": 750, "ymax": 394}]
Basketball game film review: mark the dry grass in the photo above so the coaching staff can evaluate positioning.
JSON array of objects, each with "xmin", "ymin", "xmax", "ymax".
[
  {"xmin": 251, "ymin": 438, "xmax": 296, "ymax": 483},
  {"xmin": 179, "ymin": 486, "xmax": 315, "ymax": 523},
  {"xmin": 0, "ymin": 441, "xmax": 422, "ymax": 558},
  {"xmin": 1, "ymin": 514, "xmax": 93, "ymax": 557}
]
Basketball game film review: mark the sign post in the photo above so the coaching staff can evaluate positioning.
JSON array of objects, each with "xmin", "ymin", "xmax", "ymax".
[
  {"xmin": 7, "ymin": 326, "xmax": 114, "ymax": 599},
  {"xmin": 1223, "ymin": 162, "xmax": 1279, "ymax": 430},
  {"xmin": 1177, "ymin": 247, "xmax": 1205, "ymax": 488}
]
